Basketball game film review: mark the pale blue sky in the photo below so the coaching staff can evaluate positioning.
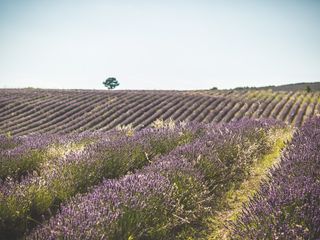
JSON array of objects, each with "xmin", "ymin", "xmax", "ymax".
[{"xmin": 0, "ymin": 0, "xmax": 319, "ymax": 90}]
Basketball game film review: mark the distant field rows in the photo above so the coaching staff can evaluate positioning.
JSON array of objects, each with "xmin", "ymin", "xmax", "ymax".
[{"xmin": 0, "ymin": 89, "xmax": 319, "ymax": 135}]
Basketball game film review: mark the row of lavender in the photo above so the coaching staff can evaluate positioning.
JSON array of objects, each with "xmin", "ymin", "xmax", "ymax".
[
  {"xmin": 0, "ymin": 132, "xmax": 107, "ymax": 181},
  {"xmin": 232, "ymin": 117, "xmax": 320, "ymax": 239},
  {"xmin": 1, "ymin": 89, "xmax": 320, "ymax": 137},
  {"xmin": 0, "ymin": 123, "xmax": 202, "ymax": 238},
  {"xmin": 28, "ymin": 119, "xmax": 284, "ymax": 239}
]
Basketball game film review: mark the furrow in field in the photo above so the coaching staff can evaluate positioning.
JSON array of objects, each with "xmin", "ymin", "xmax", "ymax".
[
  {"xmin": 163, "ymin": 95, "xmax": 204, "ymax": 122},
  {"xmin": 204, "ymin": 98, "xmax": 230, "ymax": 123},
  {"xmin": 61, "ymin": 92, "xmax": 130, "ymax": 133},
  {"xmin": 170, "ymin": 95, "xmax": 208, "ymax": 122},
  {"xmin": 130, "ymin": 94, "xmax": 179, "ymax": 128},
  {"xmin": 12, "ymin": 92, "xmax": 95, "ymax": 135},
  {"xmin": 90, "ymin": 93, "xmax": 154, "ymax": 131},
  {"xmin": 4, "ymin": 92, "xmax": 88, "ymax": 132},
  {"xmin": 96, "ymin": 93, "xmax": 170, "ymax": 130},
  {"xmin": 256, "ymin": 92, "xmax": 279, "ymax": 119},
  {"xmin": 286, "ymin": 98, "xmax": 302, "ymax": 124},
  {"xmin": 41, "ymin": 94, "xmax": 110, "ymax": 134},
  {"xmin": 233, "ymin": 101, "xmax": 253, "ymax": 121},
  {"xmin": 186, "ymin": 95, "xmax": 224, "ymax": 121},
  {"xmin": 196, "ymin": 98, "xmax": 222, "ymax": 124},
  {"xmin": 190, "ymin": 97, "xmax": 219, "ymax": 123},
  {"xmin": 134, "ymin": 95, "xmax": 186, "ymax": 129},
  {"xmin": 251, "ymin": 95, "xmax": 274, "ymax": 119},
  {"xmin": 155, "ymin": 95, "xmax": 193, "ymax": 122},
  {"xmin": 188, "ymin": 96, "xmax": 217, "ymax": 122},
  {"xmin": 243, "ymin": 92, "xmax": 272, "ymax": 119},
  {"xmin": 213, "ymin": 100, "xmax": 237, "ymax": 123},
  {"xmin": 294, "ymin": 100, "xmax": 308, "ymax": 127},
  {"xmin": 221, "ymin": 101, "xmax": 245, "ymax": 123},
  {"xmin": 260, "ymin": 95, "xmax": 282, "ymax": 119},
  {"xmin": 269, "ymin": 92, "xmax": 293, "ymax": 119},
  {"xmin": 277, "ymin": 92, "xmax": 300, "ymax": 122},
  {"xmin": 0, "ymin": 94, "xmax": 47, "ymax": 123},
  {"xmin": 0, "ymin": 94, "xmax": 71, "ymax": 129}
]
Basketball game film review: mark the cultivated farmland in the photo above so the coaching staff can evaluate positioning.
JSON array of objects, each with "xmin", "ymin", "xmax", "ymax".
[
  {"xmin": 0, "ymin": 88, "xmax": 319, "ymax": 239},
  {"xmin": 0, "ymin": 88, "xmax": 319, "ymax": 136}
]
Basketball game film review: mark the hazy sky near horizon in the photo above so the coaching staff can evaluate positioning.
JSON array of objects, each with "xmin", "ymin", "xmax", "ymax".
[{"xmin": 0, "ymin": 0, "xmax": 320, "ymax": 90}]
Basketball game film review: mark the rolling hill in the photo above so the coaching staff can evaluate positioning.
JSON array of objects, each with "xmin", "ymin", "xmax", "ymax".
[
  {"xmin": 233, "ymin": 81, "xmax": 320, "ymax": 91},
  {"xmin": 0, "ymin": 88, "xmax": 319, "ymax": 136},
  {"xmin": 1, "ymin": 88, "xmax": 319, "ymax": 239}
]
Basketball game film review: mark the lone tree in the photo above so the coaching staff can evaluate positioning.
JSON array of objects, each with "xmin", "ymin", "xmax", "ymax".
[
  {"xmin": 103, "ymin": 77, "xmax": 119, "ymax": 89},
  {"xmin": 305, "ymin": 85, "xmax": 311, "ymax": 93}
]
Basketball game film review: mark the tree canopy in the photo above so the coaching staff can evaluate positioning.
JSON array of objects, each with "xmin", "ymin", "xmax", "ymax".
[{"xmin": 103, "ymin": 77, "xmax": 119, "ymax": 89}]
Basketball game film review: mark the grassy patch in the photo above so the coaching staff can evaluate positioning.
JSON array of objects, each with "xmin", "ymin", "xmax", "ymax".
[{"xmin": 205, "ymin": 127, "xmax": 293, "ymax": 240}]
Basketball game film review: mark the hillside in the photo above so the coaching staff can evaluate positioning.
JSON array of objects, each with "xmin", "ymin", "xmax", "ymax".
[
  {"xmin": 1, "ymin": 90, "xmax": 319, "ymax": 239},
  {"xmin": 0, "ymin": 88, "xmax": 319, "ymax": 135},
  {"xmin": 233, "ymin": 81, "xmax": 320, "ymax": 91}
]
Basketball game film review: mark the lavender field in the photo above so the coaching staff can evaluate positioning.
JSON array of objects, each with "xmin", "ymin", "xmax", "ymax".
[
  {"xmin": 1, "ymin": 89, "xmax": 320, "ymax": 136},
  {"xmin": 0, "ymin": 89, "xmax": 319, "ymax": 239}
]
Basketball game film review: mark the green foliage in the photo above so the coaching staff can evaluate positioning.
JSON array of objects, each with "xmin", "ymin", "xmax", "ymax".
[
  {"xmin": 166, "ymin": 172, "xmax": 210, "ymax": 240},
  {"xmin": 171, "ymin": 173, "xmax": 209, "ymax": 218},
  {"xmin": 110, "ymin": 198, "xmax": 171, "ymax": 240},
  {"xmin": 99, "ymin": 145, "xmax": 148, "ymax": 178},
  {"xmin": 6, "ymin": 131, "xmax": 12, "ymax": 139},
  {"xmin": 29, "ymin": 186, "xmax": 53, "ymax": 218},
  {"xmin": 0, "ymin": 135, "xmax": 17, "ymax": 151},
  {"xmin": 109, "ymin": 171, "xmax": 210, "ymax": 240},
  {"xmin": 305, "ymin": 85, "xmax": 311, "ymax": 93},
  {"xmin": 0, "ymin": 150, "xmax": 47, "ymax": 180},
  {"xmin": 103, "ymin": 77, "xmax": 119, "ymax": 89}
]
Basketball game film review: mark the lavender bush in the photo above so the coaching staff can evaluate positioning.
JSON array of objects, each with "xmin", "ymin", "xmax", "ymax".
[
  {"xmin": 232, "ymin": 117, "xmax": 320, "ymax": 239},
  {"xmin": 0, "ymin": 134, "xmax": 53, "ymax": 180},
  {"xmin": 28, "ymin": 119, "xmax": 283, "ymax": 239},
  {"xmin": 172, "ymin": 119, "xmax": 280, "ymax": 204},
  {"xmin": 28, "ymin": 158, "xmax": 207, "ymax": 239},
  {"xmin": 29, "ymin": 172, "xmax": 174, "ymax": 240},
  {"xmin": 0, "ymin": 131, "xmax": 106, "ymax": 181},
  {"xmin": 0, "ymin": 123, "xmax": 203, "ymax": 238}
]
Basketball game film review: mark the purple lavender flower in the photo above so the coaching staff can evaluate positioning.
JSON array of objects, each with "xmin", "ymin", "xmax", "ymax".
[
  {"xmin": 232, "ymin": 117, "xmax": 320, "ymax": 239},
  {"xmin": 27, "ymin": 119, "xmax": 280, "ymax": 239},
  {"xmin": 1, "ymin": 123, "xmax": 204, "ymax": 238}
]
